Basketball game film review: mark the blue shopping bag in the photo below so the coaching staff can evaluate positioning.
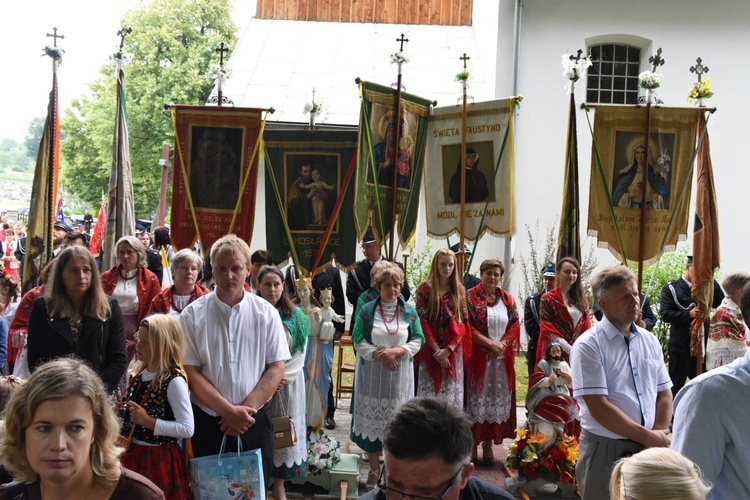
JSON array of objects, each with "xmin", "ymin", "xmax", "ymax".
[{"xmin": 190, "ymin": 434, "xmax": 266, "ymax": 499}]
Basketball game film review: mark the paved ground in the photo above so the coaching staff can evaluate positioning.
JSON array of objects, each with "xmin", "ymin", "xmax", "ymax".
[{"xmin": 281, "ymin": 398, "xmax": 527, "ymax": 499}]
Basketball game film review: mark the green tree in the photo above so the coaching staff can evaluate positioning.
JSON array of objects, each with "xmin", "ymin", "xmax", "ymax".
[
  {"xmin": 24, "ymin": 117, "xmax": 45, "ymax": 159},
  {"xmin": 60, "ymin": 0, "xmax": 236, "ymax": 218},
  {"xmin": 0, "ymin": 138, "xmax": 33, "ymax": 172}
]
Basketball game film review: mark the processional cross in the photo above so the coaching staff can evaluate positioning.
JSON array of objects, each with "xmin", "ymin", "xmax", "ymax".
[
  {"xmin": 46, "ymin": 27, "xmax": 64, "ymax": 46},
  {"xmin": 396, "ymin": 33, "xmax": 409, "ymax": 52},
  {"xmin": 116, "ymin": 27, "xmax": 132, "ymax": 59},
  {"xmin": 649, "ymin": 47, "xmax": 665, "ymax": 73},
  {"xmin": 690, "ymin": 57, "xmax": 709, "ymax": 82}
]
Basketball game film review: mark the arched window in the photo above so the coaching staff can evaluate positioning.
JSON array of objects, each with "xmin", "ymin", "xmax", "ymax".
[{"xmin": 586, "ymin": 43, "xmax": 641, "ymax": 104}]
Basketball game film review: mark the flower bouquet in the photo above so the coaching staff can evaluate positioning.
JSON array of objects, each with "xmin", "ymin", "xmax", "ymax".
[
  {"xmin": 687, "ymin": 78, "xmax": 714, "ymax": 104},
  {"xmin": 638, "ymin": 70, "xmax": 663, "ymax": 90},
  {"xmin": 390, "ymin": 52, "xmax": 409, "ymax": 65},
  {"xmin": 505, "ymin": 427, "xmax": 577, "ymax": 484},
  {"xmin": 307, "ymin": 429, "xmax": 342, "ymax": 475}
]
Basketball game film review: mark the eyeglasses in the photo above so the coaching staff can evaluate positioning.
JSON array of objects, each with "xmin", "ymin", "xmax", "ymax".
[{"xmin": 377, "ymin": 464, "xmax": 465, "ymax": 500}]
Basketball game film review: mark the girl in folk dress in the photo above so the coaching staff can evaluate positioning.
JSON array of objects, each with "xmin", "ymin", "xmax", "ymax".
[
  {"xmin": 465, "ymin": 259, "xmax": 520, "ymax": 465},
  {"xmin": 258, "ymin": 266, "xmax": 309, "ymax": 500},
  {"xmin": 415, "ymin": 248, "xmax": 471, "ymax": 408},
  {"xmin": 119, "ymin": 315, "xmax": 194, "ymax": 500},
  {"xmin": 350, "ymin": 262, "xmax": 424, "ymax": 490}
]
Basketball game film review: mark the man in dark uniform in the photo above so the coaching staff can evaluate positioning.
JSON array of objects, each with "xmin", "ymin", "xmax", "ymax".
[
  {"xmin": 450, "ymin": 242, "xmax": 481, "ymax": 289},
  {"xmin": 660, "ymin": 255, "xmax": 724, "ymax": 396},
  {"xmin": 136, "ymin": 223, "xmax": 163, "ymax": 284},
  {"xmin": 346, "ymin": 227, "xmax": 410, "ymax": 334},
  {"xmin": 523, "ymin": 262, "xmax": 556, "ymax": 376},
  {"xmin": 285, "ymin": 263, "xmax": 346, "ymax": 430}
]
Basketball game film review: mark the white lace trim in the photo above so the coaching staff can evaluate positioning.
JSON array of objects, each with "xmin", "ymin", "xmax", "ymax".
[
  {"xmin": 416, "ymin": 353, "xmax": 464, "ymax": 409},
  {"xmin": 270, "ymin": 370, "xmax": 308, "ymax": 470},
  {"xmin": 466, "ymin": 357, "xmax": 512, "ymax": 424}
]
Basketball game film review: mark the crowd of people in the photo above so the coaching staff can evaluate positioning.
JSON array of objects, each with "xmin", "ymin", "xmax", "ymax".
[{"xmin": 0, "ymin": 216, "xmax": 744, "ymax": 499}]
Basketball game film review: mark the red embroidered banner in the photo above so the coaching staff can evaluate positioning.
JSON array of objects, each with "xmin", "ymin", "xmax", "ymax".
[{"xmin": 170, "ymin": 106, "xmax": 263, "ymax": 253}]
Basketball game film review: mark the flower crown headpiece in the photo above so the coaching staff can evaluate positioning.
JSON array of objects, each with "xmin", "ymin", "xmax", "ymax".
[{"xmin": 295, "ymin": 275, "xmax": 312, "ymax": 289}]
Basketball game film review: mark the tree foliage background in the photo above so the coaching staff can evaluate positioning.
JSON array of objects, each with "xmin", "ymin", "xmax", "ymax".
[{"xmin": 60, "ymin": 0, "xmax": 236, "ymax": 217}]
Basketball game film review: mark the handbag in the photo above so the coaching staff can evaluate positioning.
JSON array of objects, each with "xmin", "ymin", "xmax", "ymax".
[
  {"xmin": 190, "ymin": 434, "xmax": 266, "ymax": 500},
  {"xmin": 113, "ymin": 370, "xmax": 149, "ymax": 452},
  {"xmin": 272, "ymin": 393, "xmax": 297, "ymax": 449}
]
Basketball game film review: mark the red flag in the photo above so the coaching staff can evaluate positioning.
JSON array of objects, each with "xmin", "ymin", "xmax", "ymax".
[
  {"xmin": 690, "ymin": 112, "xmax": 720, "ymax": 362},
  {"xmin": 89, "ymin": 202, "xmax": 106, "ymax": 257}
]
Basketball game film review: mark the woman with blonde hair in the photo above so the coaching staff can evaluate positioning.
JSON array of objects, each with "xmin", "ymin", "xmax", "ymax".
[
  {"xmin": 101, "ymin": 236, "xmax": 162, "ymax": 372},
  {"xmin": 118, "ymin": 315, "xmax": 193, "ymax": 499},
  {"xmin": 415, "ymin": 248, "xmax": 471, "ymax": 407},
  {"xmin": 0, "ymin": 358, "xmax": 163, "ymax": 498},
  {"xmin": 610, "ymin": 448, "xmax": 711, "ymax": 500},
  {"xmin": 27, "ymin": 247, "xmax": 127, "ymax": 394}
]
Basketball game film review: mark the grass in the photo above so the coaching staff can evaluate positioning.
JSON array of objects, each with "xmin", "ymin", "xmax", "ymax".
[{"xmin": 333, "ymin": 343, "xmax": 531, "ymax": 404}]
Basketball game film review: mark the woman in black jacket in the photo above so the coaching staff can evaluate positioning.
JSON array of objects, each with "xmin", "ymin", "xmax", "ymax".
[{"xmin": 27, "ymin": 246, "xmax": 127, "ymax": 394}]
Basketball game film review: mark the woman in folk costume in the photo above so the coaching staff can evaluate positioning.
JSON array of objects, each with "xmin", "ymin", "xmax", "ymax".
[
  {"xmin": 148, "ymin": 249, "xmax": 209, "ymax": 318},
  {"xmin": 350, "ymin": 262, "xmax": 424, "ymax": 490},
  {"xmin": 101, "ymin": 236, "xmax": 162, "ymax": 379},
  {"xmin": 465, "ymin": 258, "xmax": 520, "ymax": 465},
  {"xmin": 536, "ymin": 257, "xmax": 591, "ymax": 364},
  {"xmin": 257, "ymin": 266, "xmax": 309, "ymax": 500},
  {"xmin": 707, "ymin": 271, "xmax": 750, "ymax": 370},
  {"xmin": 296, "ymin": 275, "xmax": 329, "ymax": 431},
  {"xmin": 415, "ymin": 248, "xmax": 471, "ymax": 408}
]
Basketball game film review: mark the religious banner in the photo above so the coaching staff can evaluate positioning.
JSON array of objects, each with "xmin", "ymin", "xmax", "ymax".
[
  {"xmin": 263, "ymin": 129, "xmax": 358, "ymax": 275},
  {"xmin": 557, "ymin": 92, "xmax": 581, "ymax": 263},
  {"xmin": 170, "ymin": 105, "xmax": 263, "ymax": 253},
  {"xmin": 424, "ymin": 98, "xmax": 515, "ymax": 241},
  {"xmin": 587, "ymin": 105, "xmax": 700, "ymax": 265},
  {"xmin": 354, "ymin": 80, "xmax": 432, "ymax": 247}
]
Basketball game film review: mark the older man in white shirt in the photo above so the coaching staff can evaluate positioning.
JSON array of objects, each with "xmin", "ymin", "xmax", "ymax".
[
  {"xmin": 571, "ymin": 266, "xmax": 672, "ymax": 499},
  {"xmin": 181, "ymin": 234, "xmax": 289, "ymax": 482}
]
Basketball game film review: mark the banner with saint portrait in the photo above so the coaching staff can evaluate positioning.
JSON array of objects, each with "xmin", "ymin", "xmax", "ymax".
[
  {"xmin": 170, "ymin": 105, "xmax": 263, "ymax": 253},
  {"xmin": 263, "ymin": 129, "xmax": 358, "ymax": 275},
  {"xmin": 587, "ymin": 105, "xmax": 700, "ymax": 265},
  {"xmin": 424, "ymin": 98, "xmax": 516, "ymax": 241},
  {"xmin": 354, "ymin": 80, "xmax": 433, "ymax": 248}
]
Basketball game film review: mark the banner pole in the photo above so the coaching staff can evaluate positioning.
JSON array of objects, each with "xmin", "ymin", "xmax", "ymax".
[
  {"xmin": 458, "ymin": 54, "xmax": 471, "ymax": 278},
  {"xmin": 389, "ymin": 34, "xmax": 409, "ymax": 262}
]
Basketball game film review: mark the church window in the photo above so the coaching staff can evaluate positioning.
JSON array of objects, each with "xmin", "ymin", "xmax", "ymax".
[{"xmin": 586, "ymin": 44, "xmax": 641, "ymax": 105}]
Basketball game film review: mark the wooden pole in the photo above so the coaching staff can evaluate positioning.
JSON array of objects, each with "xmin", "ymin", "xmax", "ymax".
[
  {"xmin": 458, "ymin": 53, "xmax": 471, "ymax": 278},
  {"xmin": 156, "ymin": 143, "xmax": 170, "ymax": 226},
  {"xmin": 388, "ymin": 34, "xmax": 409, "ymax": 262}
]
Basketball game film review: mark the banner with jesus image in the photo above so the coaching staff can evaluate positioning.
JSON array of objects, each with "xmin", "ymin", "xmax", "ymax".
[
  {"xmin": 424, "ymin": 98, "xmax": 515, "ymax": 241},
  {"xmin": 587, "ymin": 105, "xmax": 700, "ymax": 265}
]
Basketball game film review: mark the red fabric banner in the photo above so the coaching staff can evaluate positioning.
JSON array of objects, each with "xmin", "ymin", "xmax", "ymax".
[{"xmin": 170, "ymin": 106, "xmax": 263, "ymax": 253}]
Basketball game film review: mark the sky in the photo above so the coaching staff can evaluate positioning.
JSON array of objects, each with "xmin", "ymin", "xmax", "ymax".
[{"xmin": 0, "ymin": 0, "xmax": 251, "ymax": 143}]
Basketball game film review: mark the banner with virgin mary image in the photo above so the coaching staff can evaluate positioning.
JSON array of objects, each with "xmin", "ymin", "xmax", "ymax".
[
  {"xmin": 264, "ymin": 128, "xmax": 358, "ymax": 275},
  {"xmin": 424, "ymin": 98, "xmax": 515, "ymax": 241},
  {"xmin": 587, "ymin": 105, "xmax": 700, "ymax": 265},
  {"xmin": 170, "ymin": 105, "xmax": 263, "ymax": 253},
  {"xmin": 354, "ymin": 80, "xmax": 433, "ymax": 248}
]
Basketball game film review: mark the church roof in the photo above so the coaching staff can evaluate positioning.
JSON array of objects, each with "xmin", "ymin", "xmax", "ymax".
[{"xmin": 215, "ymin": 18, "xmax": 494, "ymax": 124}]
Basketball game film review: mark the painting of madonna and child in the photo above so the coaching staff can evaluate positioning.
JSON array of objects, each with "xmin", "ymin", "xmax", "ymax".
[{"xmin": 610, "ymin": 131, "xmax": 675, "ymax": 211}]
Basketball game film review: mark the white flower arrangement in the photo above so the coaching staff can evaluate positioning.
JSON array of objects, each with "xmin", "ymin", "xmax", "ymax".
[
  {"xmin": 638, "ymin": 71, "xmax": 664, "ymax": 90},
  {"xmin": 307, "ymin": 429, "xmax": 342, "ymax": 475},
  {"xmin": 207, "ymin": 64, "xmax": 232, "ymax": 84},
  {"xmin": 561, "ymin": 52, "xmax": 592, "ymax": 82},
  {"xmin": 390, "ymin": 52, "xmax": 409, "ymax": 65},
  {"xmin": 303, "ymin": 101, "xmax": 323, "ymax": 117}
]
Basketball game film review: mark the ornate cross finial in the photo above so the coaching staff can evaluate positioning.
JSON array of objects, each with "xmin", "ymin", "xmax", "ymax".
[
  {"xmin": 690, "ymin": 57, "xmax": 709, "ymax": 83},
  {"xmin": 569, "ymin": 49, "xmax": 583, "ymax": 62},
  {"xmin": 216, "ymin": 42, "xmax": 229, "ymax": 67},
  {"xmin": 311, "ymin": 87, "xmax": 316, "ymax": 103},
  {"xmin": 46, "ymin": 27, "xmax": 65, "ymax": 47},
  {"xmin": 460, "ymin": 53, "xmax": 471, "ymax": 69},
  {"xmin": 396, "ymin": 33, "xmax": 409, "ymax": 52},
  {"xmin": 116, "ymin": 27, "xmax": 132, "ymax": 60},
  {"xmin": 649, "ymin": 48, "xmax": 665, "ymax": 73}
]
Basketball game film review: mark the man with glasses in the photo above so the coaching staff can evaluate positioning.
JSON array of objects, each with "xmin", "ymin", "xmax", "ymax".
[{"xmin": 359, "ymin": 397, "xmax": 513, "ymax": 500}]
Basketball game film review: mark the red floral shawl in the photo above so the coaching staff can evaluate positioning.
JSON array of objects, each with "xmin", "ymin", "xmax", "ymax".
[
  {"xmin": 536, "ymin": 286, "xmax": 591, "ymax": 364},
  {"xmin": 148, "ymin": 284, "xmax": 210, "ymax": 315},
  {"xmin": 101, "ymin": 265, "xmax": 162, "ymax": 324},
  {"xmin": 465, "ymin": 284, "xmax": 520, "ymax": 394},
  {"xmin": 7, "ymin": 285, "xmax": 44, "ymax": 363},
  {"xmin": 414, "ymin": 281, "xmax": 472, "ymax": 393}
]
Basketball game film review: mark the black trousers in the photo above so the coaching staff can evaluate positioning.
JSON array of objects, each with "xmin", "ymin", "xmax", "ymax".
[
  {"xmin": 191, "ymin": 404, "xmax": 273, "ymax": 484},
  {"xmin": 668, "ymin": 350, "xmax": 702, "ymax": 396}
]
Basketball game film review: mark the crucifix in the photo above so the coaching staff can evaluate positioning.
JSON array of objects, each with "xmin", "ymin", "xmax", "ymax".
[
  {"xmin": 690, "ymin": 57, "xmax": 709, "ymax": 82},
  {"xmin": 46, "ymin": 27, "xmax": 64, "ymax": 47},
  {"xmin": 216, "ymin": 42, "xmax": 229, "ymax": 67},
  {"xmin": 460, "ymin": 52, "xmax": 470, "ymax": 69}
]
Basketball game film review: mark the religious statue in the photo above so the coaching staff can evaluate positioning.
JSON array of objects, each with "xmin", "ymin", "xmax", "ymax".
[
  {"xmin": 314, "ymin": 288, "xmax": 345, "ymax": 343},
  {"xmin": 297, "ymin": 275, "xmax": 332, "ymax": 431}
]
